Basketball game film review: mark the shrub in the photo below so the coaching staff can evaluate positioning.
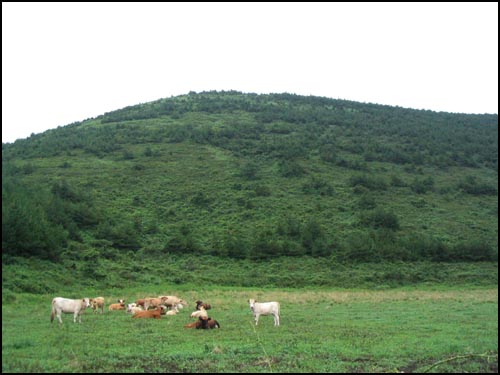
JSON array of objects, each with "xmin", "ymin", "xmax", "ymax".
[
  {"xmin": 278, "ymin": 160, "xmax": 306, "ymax": 177},
  {"xmin": 361, "ymin": 208, "xmax": 400, "ymax": 230},
  {"xmin": 349, "ymin": 174, "xmax": 388, "ymax": 191},
  {"xmin": 458, "ymin": 176, "xmax": 497, "ymax": 196},
  {"xmin": 451, "ymin": 240, "xmax": 497, "ymax": 261},
  {"xmin": 410, "ymin": 176, "xmax": 434, "ymax": 194}
]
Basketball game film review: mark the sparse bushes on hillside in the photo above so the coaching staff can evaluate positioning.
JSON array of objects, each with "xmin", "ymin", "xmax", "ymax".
[{"xmin": 2, "ymin": 91, "xmax": 497, "ymax": 265}]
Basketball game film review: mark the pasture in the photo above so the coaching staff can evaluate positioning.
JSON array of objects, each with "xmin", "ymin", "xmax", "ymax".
[{"xmin": 2, "ymin": 287, "xmax": 498, "ymax": 373}]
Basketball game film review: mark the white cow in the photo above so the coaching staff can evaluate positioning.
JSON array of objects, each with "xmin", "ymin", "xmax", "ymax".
[
  {"xmin": 248, "ymin": 299, "xmax": 280, "ymax": 326},
  {"xmin": 51, "ymin": 297, "xmax": 91, "ymax": 324},
  {"xmin": 190, "ymin": 306, "xmax": 208, "ymax": 319}
]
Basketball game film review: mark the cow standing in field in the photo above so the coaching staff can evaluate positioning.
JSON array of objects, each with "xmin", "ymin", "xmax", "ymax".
[
  {"xmin": 90, "ymin": 297, "xmax": 105, "ymax": 313},
  {"xmin": 51, "ymin": 297, "xmax": 91, "ymax": 324},
  {"xmin": 248, "ymin": 299, "xmax": 280, "ymax": 326}
]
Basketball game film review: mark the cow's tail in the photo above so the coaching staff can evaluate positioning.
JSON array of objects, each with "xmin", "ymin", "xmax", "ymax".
[{"xmin": 50, "ymin": 300, "xmax": 55, "ymax": 323}]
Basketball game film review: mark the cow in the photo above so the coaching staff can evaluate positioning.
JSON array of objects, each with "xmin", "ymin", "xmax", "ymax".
[
  {"xmin": 90, "ymin": 297, "xmax": 105, "ymax": 314},
  {"xmin": 185, "ymin": 317, "xmax": 220, "ymax": 329},
  {"xmin": 109, "ymin": 302, "xmax": 126, "ymax": 311},
  {"xmin": 126, "ymin": 303, "xmax": 143, "ymax": 314},
  {"xmin": 248, "ymin": 299, "xmax": 280, "ymax": 326},
  {"xmin": 143, "ymin": 298, "xmax": 163, "ymax": 311},
  {"xmin": 190, "ymin": 306, "xmax": 208, "ymax": 319},
  {"xmin": 50, "ymin": 297, "xmax": 91, "ymax": 324},
  {"xmin": 158, "ymin": 296, "xmax": 188, "ymax": 310},
  {"xmin": 195, "ymin": 300, "xmax": 212, "ymax": 310},
  {"xmin": 132, "ymin": 306, "xmax": 163, "ymax": 319}
]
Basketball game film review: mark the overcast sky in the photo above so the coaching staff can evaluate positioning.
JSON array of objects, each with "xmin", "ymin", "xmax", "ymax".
[{"xmin": 2, "ymin": 2, "xmax": 498, "ymax": 143}]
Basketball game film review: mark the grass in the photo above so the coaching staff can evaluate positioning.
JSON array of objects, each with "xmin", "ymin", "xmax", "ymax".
[{"xmin": 2, "ymin": 286, "xmax": 497, "ymax": 373}]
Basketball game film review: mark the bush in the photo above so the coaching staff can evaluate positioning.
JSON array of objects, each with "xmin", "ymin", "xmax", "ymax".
[
  {"xmin": 361, "ymin": 208, "xmax": 400, "ymax": 230},
  {"xmin": 302, "ymin": 177, "xmax": 334, "ymax": 196},
  {"xmin": 399, "ymin": 234, "xmax": 450, "ymax": 261},
  {"xmin": 339, "ymin": 231, "xmax": 377, "ymax": 262},
  {"xmin": 410, "ymin": 176, "xmax": 434, "ymax": 194},
  {"xmin": 357, "ymin": 194, "xmax": 377, "ymax": 210},
  {"xmin": 349, "ymin": 174, "xmax": 388, "ymax": 191},
  {"xmin": 458, "ymin": 176, "xmax": 497, "ymax": 196},
  {"xmin": 451, "ymin": 240, "xmax": 497, "ymax": 261},
  {"xmin": 278, "ymin": 160, "xmax": 306, "ymax": 177}
]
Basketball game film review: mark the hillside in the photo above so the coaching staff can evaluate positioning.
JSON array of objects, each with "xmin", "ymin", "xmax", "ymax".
[{"xmin": 2, "ymin": 91, "xmax": 498, "ymax": 288}]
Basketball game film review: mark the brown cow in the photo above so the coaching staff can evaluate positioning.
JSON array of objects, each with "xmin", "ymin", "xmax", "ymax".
[
  {"xmin": 132, "ymin": 306, "xmax": 162, "ymax": 319},
  {"xmin": 90, "ymin": 297, "xmax": 105, "ymax": 313},
  {"xmin": 195, "ymin": 300, "xmax": 212, "ymax": 310},
  {"xmin": 109, "ymin": 302, "xmax": 126, "ymax": 311},
  {"xmin": 185, "ymin": 316, "xmax": 220, "ymax": 329}
]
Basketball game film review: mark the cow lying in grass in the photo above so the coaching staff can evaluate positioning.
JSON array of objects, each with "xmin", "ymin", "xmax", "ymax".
[
  {"xmin": 190, "ymin": 306, "xmax": 208, "ymax": 319},
  {"xmin": 185, "ymin": 316, "xmax": 220, "ymax": 329},
  {"xmin": 109, "ymin": 302, "xmax": 126, "ymax": 311},
  {"xmin": 132, "ymin": 306, "xmax": 163, "ymax": 319}
]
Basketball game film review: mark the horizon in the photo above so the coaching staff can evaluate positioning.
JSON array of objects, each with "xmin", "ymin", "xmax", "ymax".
[{"xmin": 3, "ymin": 89, "xmax": 499, "ymax": 144}]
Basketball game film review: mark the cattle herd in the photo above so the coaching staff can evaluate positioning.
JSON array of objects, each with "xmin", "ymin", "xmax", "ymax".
[{"xmin": 50, "ymin": 295, "xmax": 281, "ymax": 328}]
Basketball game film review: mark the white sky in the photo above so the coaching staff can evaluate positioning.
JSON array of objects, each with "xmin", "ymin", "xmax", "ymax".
[{"xmin": 2, "ymin": 2, "xmax": 498, "ymax": 144}]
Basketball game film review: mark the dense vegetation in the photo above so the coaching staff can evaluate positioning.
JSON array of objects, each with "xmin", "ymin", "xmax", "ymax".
[{"xmin": 2, "ymin": 91, "xmax": 498, "ymax": 288}]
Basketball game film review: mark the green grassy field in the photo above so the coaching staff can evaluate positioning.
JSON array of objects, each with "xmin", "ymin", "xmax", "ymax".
[{"xmin": 2, "ymin": 286, "xmax": 497, "ymax": 373}]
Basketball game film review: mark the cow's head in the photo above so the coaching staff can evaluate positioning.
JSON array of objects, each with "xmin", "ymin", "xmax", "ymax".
[{"xmin": 248, "ymin": 299, "xmax": 256, "ymax": 311}]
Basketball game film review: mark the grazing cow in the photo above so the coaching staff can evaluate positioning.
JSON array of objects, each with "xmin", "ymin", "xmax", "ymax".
[
  {"xmin": 132, "ymin": 306, "xmax": 162, "ymax": 319},
  {"xmin": 51, "ymin": 297, "xmax": 91, "ymax": 324},
  {"xmin": 158, "ymin": 296, "xmax": 188, "ymax": 310},
  {"xmin": 90, "ymin": 297, "xmax": 105, "ymax": 314},
  {"xmin": 143, "ymin": 297, "xmax": 164, "ymax": 311},
  {"xmin": 248, "ymin": 299, "xmax": 280, "ymax": 326},
  {"xmin": 185, "ymin": 317, "xmax": 220, "ymax": 329},
  {"xmin": 195, "ymin": 300, "xmax": 212, "ymax": 310}
]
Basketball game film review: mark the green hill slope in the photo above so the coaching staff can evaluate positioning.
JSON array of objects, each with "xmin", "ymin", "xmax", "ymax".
[{"xmin": 2, "ymin": 91, "xmax": 498, "ymax": 269}]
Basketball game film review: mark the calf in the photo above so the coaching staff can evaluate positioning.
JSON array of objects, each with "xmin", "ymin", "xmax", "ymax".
[
  {"xmin": 109, "ymin": 302, "xmax": 126, "ymax": 311},
  {"xmin": 90, "ymin": 297, "xmax": 105, "ymax": 314},
  {"xmin": 127, "ymin": 303, "xmax": 143, "ymax": 314},
  {"xmin": 248, "ymin": 299, "xmax": 280, "ymax": 326}
]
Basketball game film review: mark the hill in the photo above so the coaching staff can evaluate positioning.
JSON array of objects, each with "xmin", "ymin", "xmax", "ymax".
[{"xmin": 2, "ymin": 91, "xmax": 498, "ymax": 288}]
